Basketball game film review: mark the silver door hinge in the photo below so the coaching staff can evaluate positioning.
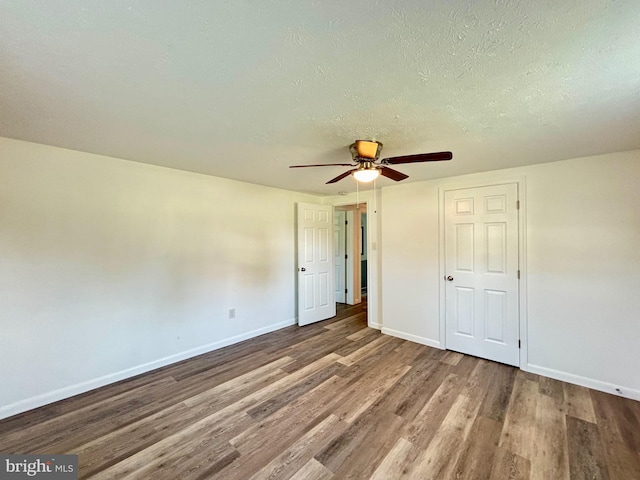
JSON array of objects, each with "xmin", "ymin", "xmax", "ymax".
[
  {"xmin": 516, "ymin": 200, "xmax": 520, "ymax": 210},
  {"xmin": 517, "ymin": 270, "xmax": 520, "ymax": 279}
]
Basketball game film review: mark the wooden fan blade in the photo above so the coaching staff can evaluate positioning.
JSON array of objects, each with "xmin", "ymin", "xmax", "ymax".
[
  {"xmin": 289, "ymin": 163, "xmax": 355, "ymax": 168},
  {"xmin": 381, "ymin": 151, "xmax": 453, "ymax": 165},
  {"xmin": 326, "ymin": 169, "xmax": 357, "ymax": 184},
  {"xmin": 380, "ymin": 166, "xmax": 409, "ymax": 182}
]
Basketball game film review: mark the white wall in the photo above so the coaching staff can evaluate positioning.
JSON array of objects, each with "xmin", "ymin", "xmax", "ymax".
[
  {"xmin": 381, "ymin": 150, "xmax": 640, "ymax": 399},
  {"xmin": 0, "ymin": 137, "xmax": 320, "ymax": 418}
]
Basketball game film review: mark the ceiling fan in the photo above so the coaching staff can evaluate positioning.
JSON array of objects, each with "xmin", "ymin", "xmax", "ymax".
[{"xmin": 289, "ymin": 140, "xmax": 452, "ymax": 184}]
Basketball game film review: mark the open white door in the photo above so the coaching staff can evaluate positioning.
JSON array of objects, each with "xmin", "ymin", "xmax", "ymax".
[
  {"xmin": 335, "ymin": 206, "xmax": 362, "ymax": 306},
  {"xmin": 345, "ymin": 210, "xmax": 355, "ymax": 305},
  {"xmin": 334, "ymin": 210, "xmax": 346, "ymax": 303},
  {"xmin": 297, "ymin": 202, "xmax": 336, "ymax": 326}
]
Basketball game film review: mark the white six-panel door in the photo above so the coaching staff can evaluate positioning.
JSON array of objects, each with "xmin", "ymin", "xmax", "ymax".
[
  {"xmin": 297, "ymin": 203, "xmax": 336, "ymax": 326},
  {"xmin": 444, "ymin": 184, "xmax": 520, "ymax": 366}
]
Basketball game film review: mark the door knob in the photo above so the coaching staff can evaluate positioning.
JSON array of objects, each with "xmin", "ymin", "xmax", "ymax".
[
  {"xmin": 299, "ymin": 267, "xmax": 306, "ymax": 272},
  {"xmin": 446, "ymin": 275, "xmax": 454, "ymax": 281}
]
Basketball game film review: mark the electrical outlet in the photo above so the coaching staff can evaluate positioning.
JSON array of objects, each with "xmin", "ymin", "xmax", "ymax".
[{"xmin": 228, "ymin": 308, "xmax": 236, "ymax": 319}]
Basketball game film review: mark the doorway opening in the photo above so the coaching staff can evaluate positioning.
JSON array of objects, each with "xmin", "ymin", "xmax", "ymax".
[
  {"xmin": 333, "ymin": 203, "xmax": 367, "ymax": 307},
  {"xmin": 361, "ymin": 210, "xmax": 367, "ymax": 297}
]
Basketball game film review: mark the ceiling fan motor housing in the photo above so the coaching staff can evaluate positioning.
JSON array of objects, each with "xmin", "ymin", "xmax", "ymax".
[{"xmin": 351, "ymin": 140, "xmax": 383, "ymax": 161}]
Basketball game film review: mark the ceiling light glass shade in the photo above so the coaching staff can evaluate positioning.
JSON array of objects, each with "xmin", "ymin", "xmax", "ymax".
[{"xmin": 353, "ymin": 168, "xmax": 380, "ymax": 182}]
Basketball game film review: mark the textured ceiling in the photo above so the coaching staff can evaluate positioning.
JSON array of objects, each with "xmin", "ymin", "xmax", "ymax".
[{"xmin": 1, "ymin": 0, "xmax": 639, "ymax": 195}]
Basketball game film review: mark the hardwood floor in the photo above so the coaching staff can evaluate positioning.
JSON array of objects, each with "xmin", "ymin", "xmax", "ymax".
[{"xmin": 1, "ymin": 302, "xmax": 639, "ymax": 479}]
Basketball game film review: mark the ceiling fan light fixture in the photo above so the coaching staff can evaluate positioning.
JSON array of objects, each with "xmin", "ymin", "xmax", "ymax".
[
  {"xmin": 290, "ymin": 140, "xmax": 452, "ymax": 185},
  {"xmin": 353, "ymin": 168, "xmax": 380, "ymax": 182}
]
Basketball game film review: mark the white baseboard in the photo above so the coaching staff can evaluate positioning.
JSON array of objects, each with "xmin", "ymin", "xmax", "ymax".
[
  {"xmin": 0, "ymin": 318, "xmax": 297, "ymax": 421},
  {"xmin": 526, "ymin": 363, "xmax": 640, "ymax": 402},
  {"xmin": 381, "ymin": 327, "xmax": 443, "ymax": 350},
  {"xmin": 368, "ymin": 322, "xmax": 382, "ymax": 330}
]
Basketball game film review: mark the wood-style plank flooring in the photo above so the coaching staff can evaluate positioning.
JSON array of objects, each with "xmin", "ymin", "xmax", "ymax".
[{"xmin": 1, "ymin": 302, "xmax": 639, "ymax": 479}]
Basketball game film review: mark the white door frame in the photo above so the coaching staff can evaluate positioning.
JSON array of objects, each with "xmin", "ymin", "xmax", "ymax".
[{"xmin": 438, "ymin": 176, "xmax": 528, "ymax": 368}]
